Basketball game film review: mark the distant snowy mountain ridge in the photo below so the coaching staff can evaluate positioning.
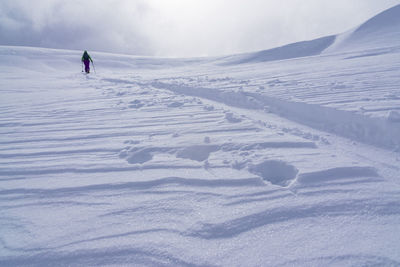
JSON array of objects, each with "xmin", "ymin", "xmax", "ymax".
[{"xmin": 224, "ymin": 4, "xmax": 400, "ymax": 64}]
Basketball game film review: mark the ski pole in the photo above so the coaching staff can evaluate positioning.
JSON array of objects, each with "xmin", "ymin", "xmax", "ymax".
[
  {"xmin": 81, "ymin": 61, "xmax": 84, "ymax": 72},
  {"xmin": 92, "ymin": 61, "xmax": 96, "ymax": 74}
]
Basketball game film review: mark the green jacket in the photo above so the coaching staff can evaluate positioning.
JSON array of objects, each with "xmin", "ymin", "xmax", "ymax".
[{"xmin": 81, "ymin": 51, "xmax": 93, "ymax": 62}]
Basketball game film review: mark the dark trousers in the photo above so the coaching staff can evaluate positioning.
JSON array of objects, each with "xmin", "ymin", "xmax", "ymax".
[{"xmin": 83, "ymin": 59, "xmax": 90, "ymax": 73}]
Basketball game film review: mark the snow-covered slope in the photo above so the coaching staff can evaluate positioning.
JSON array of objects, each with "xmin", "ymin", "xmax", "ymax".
[
  {"xmin": 327, "ymin": 4, "xmax": 400, "ymax": 53},
  {"xmin": 223, "ymin": 4, "xmax": 400, "ymax": 64},
  {"xmin": 220, "ymin": 35, "xmax": 336, "ymax": 64},
  {"xmin": 1, "ymin": 5, "xmax": 400, "ymax": 267}
]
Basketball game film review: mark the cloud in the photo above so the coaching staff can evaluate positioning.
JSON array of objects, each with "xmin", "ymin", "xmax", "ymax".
[
  {"xmin": 0, "ymin": 0, "xmax": 154, "ymax": 54},
  {"xmin": 0, "ymin": 0, "xmax": 399, "ymax": 57}
]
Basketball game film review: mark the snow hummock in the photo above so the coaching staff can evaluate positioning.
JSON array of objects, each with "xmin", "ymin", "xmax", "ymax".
[{"xmin": 1, "ymin": 4, "xmax": 400, "ymax": 267}]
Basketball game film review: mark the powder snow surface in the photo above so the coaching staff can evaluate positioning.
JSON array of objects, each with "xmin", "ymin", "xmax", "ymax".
[{"xmin": 1, "ymin": 5, "xmax": 400, "ymax": 267}]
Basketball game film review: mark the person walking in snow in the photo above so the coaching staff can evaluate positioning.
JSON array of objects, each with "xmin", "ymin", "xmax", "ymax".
[{"xmin": 81, "ymin": 50, "xmax": 93, "ymax": 73}]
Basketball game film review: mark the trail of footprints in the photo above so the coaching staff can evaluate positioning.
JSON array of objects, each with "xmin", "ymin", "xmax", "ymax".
[{"xmin": 107, "ymin": 78, "xmax": 378, "ymax": 190}]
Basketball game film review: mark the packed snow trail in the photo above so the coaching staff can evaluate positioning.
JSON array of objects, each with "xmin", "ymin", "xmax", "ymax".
[{"xmin": 153, "ymin": 47, "xmax": 400, "ymax": 150}]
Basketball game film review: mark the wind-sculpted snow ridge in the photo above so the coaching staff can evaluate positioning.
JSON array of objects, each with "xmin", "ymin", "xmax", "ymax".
[{"xmin": 1, "ymin": 5, "xmax": 400, "ymax": 264}]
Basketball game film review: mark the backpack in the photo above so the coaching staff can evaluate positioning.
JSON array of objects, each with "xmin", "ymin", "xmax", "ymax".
[{"xmin": 82, "ymin": 51, "xmax": 91, "ymax": 61}]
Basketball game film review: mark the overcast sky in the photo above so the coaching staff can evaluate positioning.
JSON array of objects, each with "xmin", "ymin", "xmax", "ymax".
[{"xmin": 0, "ymin": 0, "xmax": 399, "ymax": 57}]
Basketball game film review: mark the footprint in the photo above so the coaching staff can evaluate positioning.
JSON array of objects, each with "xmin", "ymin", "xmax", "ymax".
[
  {"xmin": 203, "ymin": 105, "xmax": 215, "ymax": 111},
  {"xmin": 120, "ymin": 147, "xmax": 153, "ymax": 164},
  {"xmin": 176, "ymin": 145, "xmax": 219, "ymax": 162},
  {"xmin": 168, "ymin": 102, "xmax": 184, "ymax": 108},
  {"xmin": 249, "ymin": 160, "xmax": 298, "ymax": 187},
  {"xmin": 129, "ymin": 100, "xmax": 144, "ymax": 109},
  {"xmin": 225, "ymin": 112, "xmax": 242, "ymax": 123}
]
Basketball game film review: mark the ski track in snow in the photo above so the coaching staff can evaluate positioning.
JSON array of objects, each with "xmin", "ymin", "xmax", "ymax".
[{"xmin": 1, "ymin": 6, "xmax": 400, "ymax": 265}]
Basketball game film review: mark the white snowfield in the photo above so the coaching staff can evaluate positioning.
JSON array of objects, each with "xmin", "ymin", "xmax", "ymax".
[{"xmin": 1, "ymin": 4, "xmax": 400, "ymax": 267}]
